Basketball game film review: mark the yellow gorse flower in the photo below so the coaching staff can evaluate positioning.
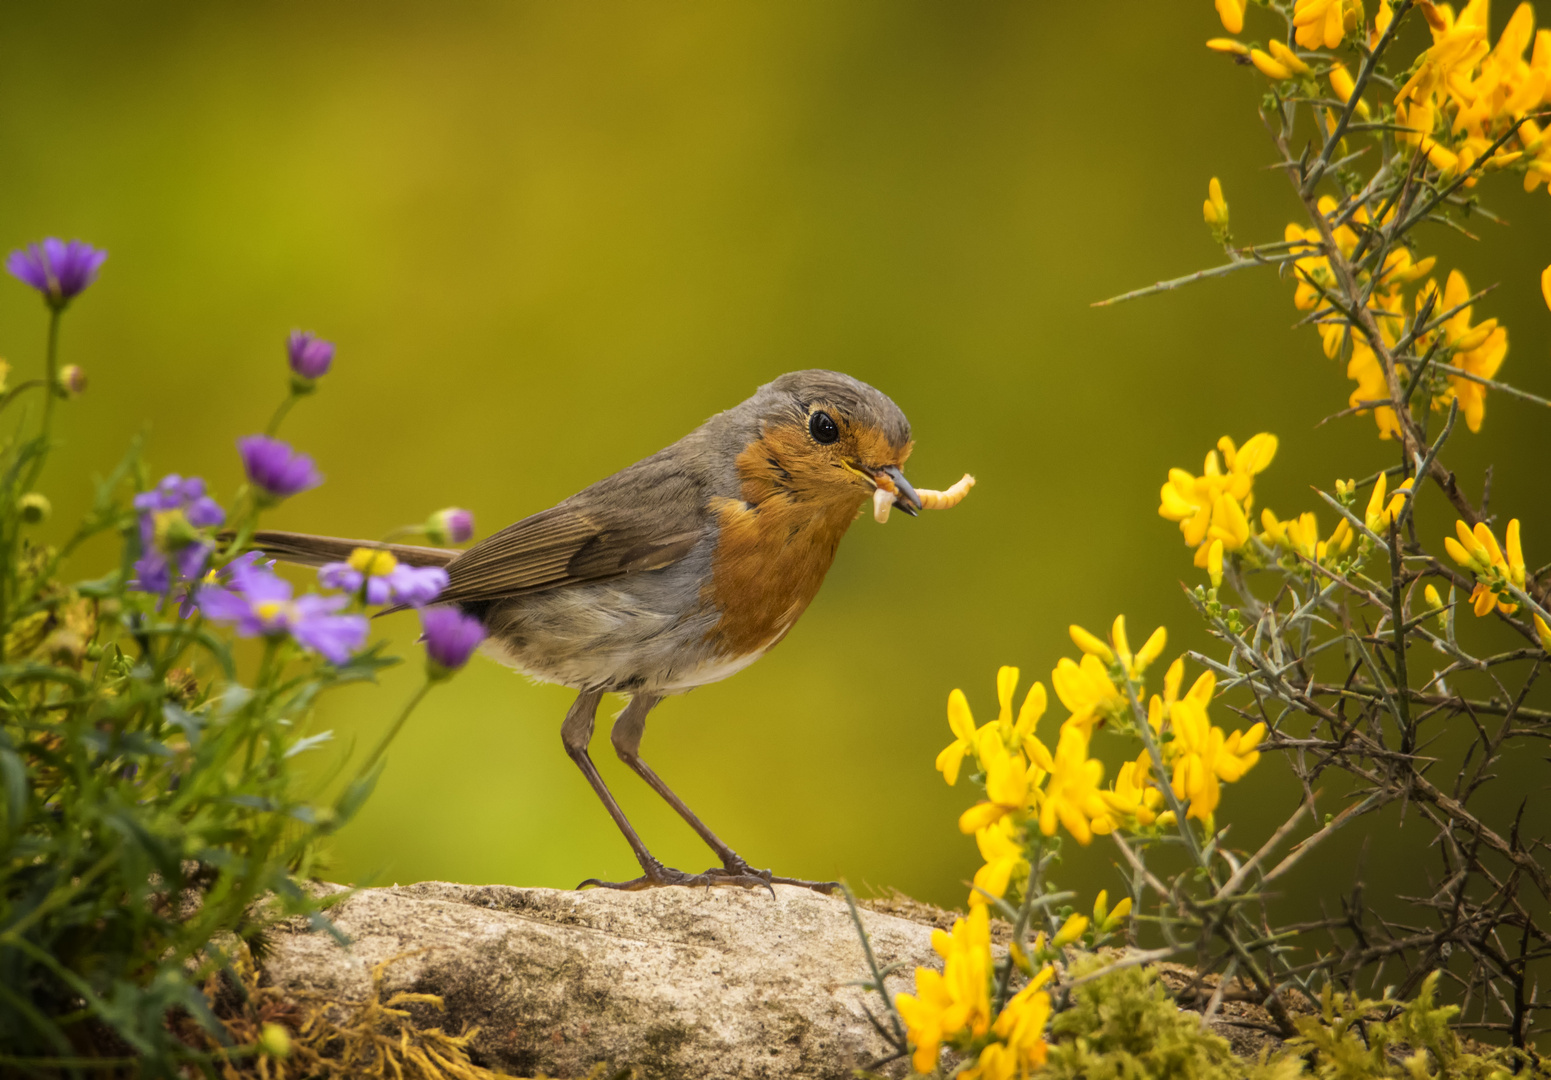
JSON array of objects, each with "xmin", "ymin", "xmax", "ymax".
[
  {"xmin": 958, "ymin": 729, "xmax": 1037, "ymax": 834},
  {"xmin": 970, "ymin": 816, "xmax": 1029, "ymax": 908},
  {"xmin": 1293, "ymin": 0, "xmax": 1355, "ymax": 49},
  {"xmin": 1422, "ymin": 269, "xmax": 1509, "ymax": 433},
  {"xmin": 1036, "ymin": 724, "xmax": 1109, "ymax": 845},
  {"xmin": 1098, "ymin": 750, "xmax": 1164, "ymax": 830},
  {"xmin": 936, "ymin": 666, "xmax": 1048, "ymax": 786},
  {"xmin": 1166, "ymin": 690, "xmax": 1265, "ymax": 828},
  {"xmin": 1215, "ymin": 0, "xmax": 1246, "ymax": 34},
  {"xmin": 1158, "ymin": 432, "xmax": 1278, "ymax": 566},
  {"xmin": 1146, "ymin": 663, "xmax": 1263, "ymax": 828},
  {"xmin": 1051, "ymin": 912, "xmax": 1089, "ymax": 949},
  {"xmin": 1364, "ymin": 473, "xmax": 1413, "ymax": 532},
  {"xmin": 1535, "ymin": 613, "xmax": 1551, "ymax": 652},
  {"xmin": 960, "ymin": 967, "xmax": 1055, "ymax": 1080},
  {"xmin": 1202, "ymin": 177, "xmax": 1229, "ymax": 227},
  {"xmin": 1444, "ymin": 517, "xmax": 1526, "ymax": 616},
  {"xmin": 896, "ymin": 905, "xmax": 994, "ymax": 1073}
]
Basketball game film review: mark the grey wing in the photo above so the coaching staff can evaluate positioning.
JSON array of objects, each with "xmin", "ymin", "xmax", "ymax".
[{"xmin": 431, "ymin": 454, "xmax": 713, "ymax": 607}]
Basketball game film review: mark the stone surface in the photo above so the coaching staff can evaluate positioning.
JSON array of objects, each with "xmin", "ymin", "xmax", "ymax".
[{"xmin": 262, "ymin": 881, "xmax": 938, "ymax": 1079}]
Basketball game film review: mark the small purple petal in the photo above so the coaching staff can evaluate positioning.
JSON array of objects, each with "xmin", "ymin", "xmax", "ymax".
[
  {"xmin": 419, "ymin": 606, "xmax": 485, "ymax": 672},
  {"xmin": 7, "ymin": 238, "xmax": 107, "ymax": 305},
  {"xmin": 186, "ymin": 496, "xmax": 225, "ymax": 528},
  {"xmin": 287, "ymin": 331, "xmax": 335, "ymax": 379},
  {"xmin": 387, "ymin": 564, "xmax": 448, "ymax": 607},
  {"xmin": 133, "ymin": 553, "xmax": 171, "ymax": 594},
  {"xmin": 237, "ymin": 435, "xmax": 322, "ymax": 499},
  {"xmin": 318, "ymin": 562, "xmax": 363, "ymax": 592},
  {"xmin": 195, "ymin": 584, "xmax": 254, "ymax": 624}
]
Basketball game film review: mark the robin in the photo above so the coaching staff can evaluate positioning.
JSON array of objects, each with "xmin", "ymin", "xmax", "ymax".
[{"xmin": 253, "ymin": 370, "xmax": 933, "ymax": 893}]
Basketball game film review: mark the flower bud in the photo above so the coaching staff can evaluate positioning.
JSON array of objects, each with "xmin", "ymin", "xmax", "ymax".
[
  {"xmin": 1535, "ymin": 613, "xmax": 1551, "ymax": 654},
  {"xmin": 1250, "ymin": 48, "xmax": 1293, "ymax": 81},
  {"xmin": 1205, "ymin": 37, "xmax": 1250, "ymax": 55},
  {"xmin": 56, "ymin": 364, "xmax": 86, "ymax": 398},
  {"xmin": 1051, "ymin": 913, "xmax": 1089, "ymax": 948},
  {"xmin": 1069, "ymin": 624, "xmax": 1114, "ymax": 663},
  {"xmin": 1207, "ymin": 539, "xmax": 1224, "ymax": 589},
  {"xmin": 425, "ymin": 507, "xmax": 476, "ymax": 545},
  {"xmin": 258, "ymin": 1022, "xmax": 292, "ymax": 1058},
  {"xmin": 287, "ymin": 330, "xmax": 335, "ymax": 380},
  {"xmin": 1215, "ymin": 0, "xmax": 1245, "ymax": 34},
  {"xmin": 1103, "ymin": 896, "xmax": 1133, "ymax": 930},
  {"xmin": 18, "ymin": 492, "xmax": 51, "ymax": 524},
  {"xmin": 1267, "ymin": 40, "xmax": 1311, "ymax": 75}
]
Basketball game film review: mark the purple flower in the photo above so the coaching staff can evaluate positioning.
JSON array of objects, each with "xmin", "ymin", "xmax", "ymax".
[
  {"xmin": 287, "ymin": 331, "xmax": 335, "ymax": 380},
  {"xmin": 419, "ymin": 606, "xmax": 485, "ymax": 675},
  {"xmin": 238, "ymin": 435, "xmax": 322, "ymax": 500},
  {"xmin": 426, "ymin": 507, "xmax": 475, "ymax": 546},
  {"xmin": 7, "ymin": 239, "xmax": 108, "ymax": 307},
  {"xmin": 130, "ymin": 474, "xmax": 226, "ymax": 596},
  {"xmin": 318, "ymin": 547, "xmax": 448, "ymax": 607},
  {"xmin": 196, "ymin": 562, "xmax": 367, "ymax": 664}
]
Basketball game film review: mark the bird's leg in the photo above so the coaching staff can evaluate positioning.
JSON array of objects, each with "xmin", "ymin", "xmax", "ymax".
[
  {"xmin": 609, "ymin": 694, "xmax": 838, "ymax": 895},
  {"xmin": 564, "ymin": 689, "xmax": 767, "ymax": 892}
]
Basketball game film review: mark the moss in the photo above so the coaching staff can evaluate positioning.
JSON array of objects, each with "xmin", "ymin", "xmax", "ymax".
[
  {"xmin": 1032, "ymin": 961, "xmax": 1542, "ymax": 1080},
  {"xmin": 1036, "ymin": 958, "xmax": 1295, "ymax": 1080}
]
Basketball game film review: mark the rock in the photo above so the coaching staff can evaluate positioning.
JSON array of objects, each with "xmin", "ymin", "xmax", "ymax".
[{"xmin": 262, "ymin": 881, "xmax": 939, "ymax": 1080}]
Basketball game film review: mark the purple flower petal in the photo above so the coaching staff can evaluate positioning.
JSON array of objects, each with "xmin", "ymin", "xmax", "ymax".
[
  {"xmin": 133, "ymin": 553, "xmax": 171, "ymax": 594},
  {"xmin": 186, "ymin": 496, "xmax": 225, "ymax": 528},
  {"xmin": 287, "ymin": 331, "xmax": 335, "ymax": 379},
  {"xmin": 318, "ymin": 562, "xmax": 363, "ymax": 592},
  {"xmin": 419, "ymin": 606, "xmax": 485, "ymax": 672},
  {"xmin": 386, "ymin": 564, "xmax": 448, "ymax": 607},
  {"xmin": 237, "ymin": 435, "xmax": 322, "ymax": 499},
  {"xmin": 7, "ymin": 238, "xmax": 107, "ymax": 305}
]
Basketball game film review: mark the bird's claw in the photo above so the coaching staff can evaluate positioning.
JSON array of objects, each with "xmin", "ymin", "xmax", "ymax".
[
  {"xmin": 578, "ymin": 857, "xmax": 836, "ymax": 896},
  {"xmin": 577, "ymin": 863, "xmax": 770, "ymax": 893}
]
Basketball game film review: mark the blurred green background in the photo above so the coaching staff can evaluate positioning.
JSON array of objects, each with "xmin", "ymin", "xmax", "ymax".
[{"xmin": 3, "ymin": 2, "xmax": 1548, "ymax": 915}]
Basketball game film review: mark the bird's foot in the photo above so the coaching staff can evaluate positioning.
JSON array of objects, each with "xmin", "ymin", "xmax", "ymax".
[
  {"xmin": 719, "ymin": 856, "xmax": 839, "ymax": 896},
  {"xmin": 577, "ymin": 857, "xmax": 773, "ymax": 893}
]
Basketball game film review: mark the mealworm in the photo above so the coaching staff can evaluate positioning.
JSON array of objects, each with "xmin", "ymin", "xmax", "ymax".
[{"xmin": 873, "ymin": 473, "xmax": 976, "ymax": 523}]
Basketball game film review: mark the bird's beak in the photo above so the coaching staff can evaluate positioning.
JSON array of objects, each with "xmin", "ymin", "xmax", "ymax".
[{"xmin": 874, "ymin": 464, "xmax": 921, "ymax": 517}]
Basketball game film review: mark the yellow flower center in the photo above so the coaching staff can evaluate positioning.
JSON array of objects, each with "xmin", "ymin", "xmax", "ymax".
[{"xmin": 347, "ymin": 547, "xmax": 398, "ymax": 576}]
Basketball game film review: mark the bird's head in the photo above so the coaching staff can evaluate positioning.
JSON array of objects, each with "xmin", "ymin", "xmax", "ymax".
[{"xmin": 741, "ymin": 370, "xmax": 919, "ymax": 514}]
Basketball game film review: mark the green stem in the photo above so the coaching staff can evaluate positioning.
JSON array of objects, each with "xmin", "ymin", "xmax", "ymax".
[
  {"xmin": 354, "ymin": 678, "xmax": 435, "ymax": 783},
  {"xmin": 20, "ymin": 307, "xmax": 63, "ymax": 495},
  {"xmin": 265, "ymin": 391, "xmax": 301, "ymax": 437}
]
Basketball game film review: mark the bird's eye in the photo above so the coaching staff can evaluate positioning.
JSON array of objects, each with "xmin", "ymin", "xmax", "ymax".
[{"xmin": 809, "ymin": 410, "xmax": 839, "ymax": 445}]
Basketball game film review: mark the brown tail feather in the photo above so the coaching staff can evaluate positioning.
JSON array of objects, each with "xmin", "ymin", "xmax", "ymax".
[{"xmin": 246, "ymin": 530, "xmax": 458, "ymax": 569}]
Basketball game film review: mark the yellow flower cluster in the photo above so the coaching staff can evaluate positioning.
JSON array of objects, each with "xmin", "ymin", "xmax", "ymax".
[
  {"xmin": 895, "ymin": 905, "xmax": 1058, "ymax": 1077},
  {"xmin": 1414, "ymin": 271, "xmax": 1508, "ymax": 432},
  {"xmin": 940, "ymin": 618, "xmax": 1265, "ymax": 901},
  {"xmin": 1283, "ymin": 197, "xmax": 1449, "ymax": 439},
  {"xmin": 1157, "ymin": 433, "xmax": 1278, "ymax": 571},
  {"xmin": 1444, "ymin": 517, "xmax": 1526, "ymax": 615},
  {"xmin": 940, "ymin": 620, "xmax": 1168, "ymax": 868},
  {"xmin": 895, "ymin": 906, "xmax": 995, "ymax": 1072},
  {"xmin": 1147, "ymin": 660, "xmax": 1265, "ymax": 828},
  {"xmin": 895, "ymin": 893, "xmax": 1135, "ymax": 1075},
  {"xmin": 959, "ymin": 968, "xmax": 1055, "ymax": 1080},
  {"xmin": 1206, "ymin": 3, "xmax": 1517, "ymax": 441},
  {"xmin": 1396, "ymin": 1, "xmax": 1551, "ymax": 183}
]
